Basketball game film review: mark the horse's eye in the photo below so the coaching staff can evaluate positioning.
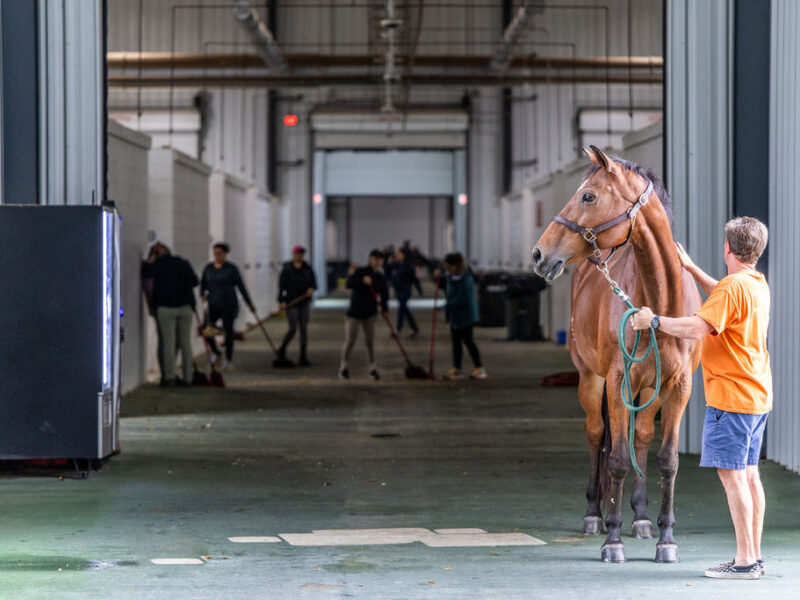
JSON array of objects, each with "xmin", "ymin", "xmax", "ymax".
[{"xmin": 581, "ymin": 192, "xmax": 596, "ymax": 203}]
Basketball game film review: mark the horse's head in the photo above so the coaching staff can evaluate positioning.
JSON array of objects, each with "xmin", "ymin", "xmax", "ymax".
[{"xmin": 532, "ymin": 145, "xmax": 651, "ymax": 282}]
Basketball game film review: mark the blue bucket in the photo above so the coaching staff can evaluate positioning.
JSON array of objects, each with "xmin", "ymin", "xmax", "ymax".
[{"xmin": 556, "ymin": 330, "xmax": 568, "ymax": 345}]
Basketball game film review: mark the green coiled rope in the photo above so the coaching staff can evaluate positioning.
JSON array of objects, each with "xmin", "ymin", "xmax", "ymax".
[{"xmin": 612, "ymin": 287, "xmax": 662, "ymax": 478}]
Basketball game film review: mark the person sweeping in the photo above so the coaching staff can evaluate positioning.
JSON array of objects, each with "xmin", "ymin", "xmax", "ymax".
[
  {"xmin": 276, "ymin": 245, "xmax": 317, "ymax": 367},
  {"xmin": 338, "ymin": 249, "xmax": 389, "ymax": 381},
  {"xmin": 437, "ymin": 252, "xmax": 487, "ymax": 381},
  {"xmin": 201, "ymin": 242, "xmax": 255, "ymax": 371}
]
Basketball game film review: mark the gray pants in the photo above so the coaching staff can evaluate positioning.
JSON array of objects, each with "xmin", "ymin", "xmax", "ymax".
[
  {"xmin": 157, "ymin": 304, "xmax": 195, "ymax": 382},
  {"xmin": 340, "ymin": 316, "xmax": 377, "ymax": 371},
  {"xmin": 280, "ymin": 302, "xmax": 310, "ymax": 355}
]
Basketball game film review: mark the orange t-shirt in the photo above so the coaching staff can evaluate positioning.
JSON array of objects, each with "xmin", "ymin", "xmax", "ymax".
[{"xmin": 695, "ymin": 271, "xmax": 772, "ymax": 415}]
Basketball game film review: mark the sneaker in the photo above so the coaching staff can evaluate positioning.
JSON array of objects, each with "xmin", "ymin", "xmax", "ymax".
[
  {"xmin": 470, "ymin": 367, "xmax": 488, "ymax": 380},
  {"xmin": 338, "ymin": 368, "xmax": 350, "ymax": 380},
  {"xmin": 299, "ymin": 356, "xmax": 311, "ymax": 367},
  {"xmin": 408, "ymin": 330, "xmax": 419, "ymax": 339},
  {"xmin": 159, "ymin": 378, "xmax": 177, "ymax": 388},
  {"xmin": 220, "ymin": 359, "xmax": 232, "ymax": 371},
  {"xmin": 720, "ymin": 558, "xmax": 766, "ymax": 576},
  {"xmin": 445, "ymin": 368, "xmax": 465, "ymax": 381},
  {"xmin": 704, "ymin": 561, "xmax": 761, "ymax": 580},
  {"xmin": 209, "ymin": 353, "xmax": 220, "ymax": 366},
  {"xmin": 369, "ymin": 369, "xmax": 381, "ymax": 381}
]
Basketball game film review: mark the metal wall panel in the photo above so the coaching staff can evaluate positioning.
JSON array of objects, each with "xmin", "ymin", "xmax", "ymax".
[
  {"xmin": 766, "ymin": 0, "xmax": 800, "ymax": 474},
  {"xmin": 666, "ymin": 0, "xmax": 734, "ymax": 454}
]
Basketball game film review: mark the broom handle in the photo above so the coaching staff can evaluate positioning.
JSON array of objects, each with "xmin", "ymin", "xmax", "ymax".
[
  {"xmin": 248, "ymin": 305, "xmax": 280, "ymax": 356},
  {"xmin": 369, "ymin": 285, "xmax": 413, "ymax": 367},
  {"xmin": 429, "ymin": 274, "xmax": 440, "ymax": 374}
]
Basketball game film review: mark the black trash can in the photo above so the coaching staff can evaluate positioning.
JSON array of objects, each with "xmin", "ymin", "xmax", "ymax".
[
  {"xmin": 504, "ymin": 273, "xmax": 547, "ymax": 341},
  {"xmin": 475, "ymin": 271, "xmax": 507, "ymax": 327},
  {"xmin": 326, "ymin": 260, "xmax": 350, "ymax": 291}
]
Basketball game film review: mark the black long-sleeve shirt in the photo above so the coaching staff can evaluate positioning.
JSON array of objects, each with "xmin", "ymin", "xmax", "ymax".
[
  {"xmin": 387, "ymin": 260, "xmax": 422, "ymax": 299},
  {"xmin": 141, "ymin": 255, "xmax": 199, "ymax": 309},
  {"xmin": 201, "ymin": 262, "xmax": 253, "ymax": 309},
  {"xmin": 278, "ymin": 261, "xmax": 317, "ymax": 305},
  {"xmin": 346, "ymin": 266, "xmax": 389, "ymax": 319}
]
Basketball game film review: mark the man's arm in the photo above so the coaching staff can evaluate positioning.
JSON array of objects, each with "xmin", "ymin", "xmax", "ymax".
[
  {"xmin": 632, "ymin": 307, "xmax": 714, "ymax": 340},
  {"xmin": 675, "ymin": 242, "xmax": 718, "ymax": 296}
]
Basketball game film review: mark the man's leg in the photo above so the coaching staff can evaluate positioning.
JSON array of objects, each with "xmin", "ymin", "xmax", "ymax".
[
  {"xmin": 717, "ymin": 468, "xmax": 758, "ymax": 566},
  {"xmin": 404, "ymin": 301, "xmax": 419, "ymax": 333},
  {"xmin": 746, "ymin": 466, "xmax": 765, "ymax": 561},
  {"xmin": 340, "ymin": 317, "xmax": 359, "ymax": 370},
  {"xmin": 396, "ymin": 298, "xmax": 405, "ymax": 332},
  {"xmin": 298, "ymin": 303, "xmax": 310, "ymax": 361},
  {"xmin": 279, "ymin": 306, "xmax": 299, "ymax": 356},
  {"xmin": 177, "ymin": 305, "xmax": 195, "ymax": 382},
  {"xmin": 363, "ymin": 316, "xmax": 377, "ymax": 371},
  {"xmin": 157, "ymin": 307, "xmax": 178, "ymax": 382}
]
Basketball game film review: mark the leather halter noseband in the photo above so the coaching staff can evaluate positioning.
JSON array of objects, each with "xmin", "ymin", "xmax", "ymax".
[{"xmin": 552, "ymin": 178, "xmax": 654, "ymax": 267}]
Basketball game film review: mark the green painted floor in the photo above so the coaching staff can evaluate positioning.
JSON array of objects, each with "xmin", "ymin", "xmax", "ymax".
[{"xmin": 2, "ymin": 309, "xmax": 799, "ymax": 599}]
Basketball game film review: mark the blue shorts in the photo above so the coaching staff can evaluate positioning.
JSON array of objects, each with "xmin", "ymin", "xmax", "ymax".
[{"xmin": 700, "ymin": 407, "xmax": 769, "ymax": 470}]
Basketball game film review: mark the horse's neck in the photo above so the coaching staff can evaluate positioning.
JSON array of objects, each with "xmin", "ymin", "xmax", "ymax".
[{"xmin": 630, "ymin": 215, "xmax": 684, "ymax": 314}]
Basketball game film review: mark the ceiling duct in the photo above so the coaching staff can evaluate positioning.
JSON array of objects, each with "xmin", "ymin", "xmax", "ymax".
[
  {"xmin": 231, "ymin": 1, "xmax": 288, "ymax": 73},
  {"xmin": 380, "ymin": 0, "xmax": 402, "ymax": 113}
]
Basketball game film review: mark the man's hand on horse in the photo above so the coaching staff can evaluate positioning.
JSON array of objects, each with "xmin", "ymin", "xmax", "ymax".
[
  {"xmin": 674, "ymin": 242, "xmax": 696, "ymax": 271},
  {"xmin": 632, "ymin": 307, "xmax": 655, "ymax": 331}
]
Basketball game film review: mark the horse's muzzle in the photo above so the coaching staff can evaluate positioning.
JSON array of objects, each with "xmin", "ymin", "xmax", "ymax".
[{"xmin": 531, "ymin": 246, "xmax": 565, "ymax": 282}]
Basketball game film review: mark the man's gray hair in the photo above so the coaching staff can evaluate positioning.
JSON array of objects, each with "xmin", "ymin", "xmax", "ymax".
[{"xmin": 724, "ymin": 217, "xmax": 768, "ymax": 264}]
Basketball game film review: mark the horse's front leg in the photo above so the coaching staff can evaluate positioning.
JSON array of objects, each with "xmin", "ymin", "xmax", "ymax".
[
  {"xmin": 600, "ymin": 373, "xmax": 632, "ymax": 562},
  {"xmin": 630, "ymin": 390, "xmax": 660, "ymax": 539},
  {"xmin": 577, "ymin": 370, "xmax": 606, "ymax": 535},
  {"xmin": 654, "ymin": 376, "xmax": 692, "ymax": 563}
]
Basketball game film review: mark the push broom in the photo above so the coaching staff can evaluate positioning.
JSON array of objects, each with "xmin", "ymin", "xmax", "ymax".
[
  {"xmin": 369, "ymin": 286, "xmax": 429, "ymax": 380},
  {"xmin": 247, "ymin": 304, "xmax": 296, "ymax": 368}
]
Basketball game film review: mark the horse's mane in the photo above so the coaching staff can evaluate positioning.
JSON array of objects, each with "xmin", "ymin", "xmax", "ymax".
[{"xmin": 589, "ymin": 156, "xmax": 673, "ymax": 224}]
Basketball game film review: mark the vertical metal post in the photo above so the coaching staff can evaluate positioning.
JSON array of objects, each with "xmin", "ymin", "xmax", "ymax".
[
  {"xmin": 453, "ymin": 149, "xmax": 467, "ymax": 254},
  {"xmin": 312, "ymin": 150, "xmax": 327, "ymax": 295}
]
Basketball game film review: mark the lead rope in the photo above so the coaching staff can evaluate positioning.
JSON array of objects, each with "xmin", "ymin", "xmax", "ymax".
[{"xmin": 595, "ymin": 261, "xmax": 661, "ymax": 479}]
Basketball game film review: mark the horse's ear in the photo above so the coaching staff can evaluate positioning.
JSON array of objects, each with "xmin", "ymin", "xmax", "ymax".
[
  {"xmin": 583, "ymin": 147, "xmax": 599, "ymax": 164},
  {"xmin": 589, "ymin": 144, "xmax": 619, "ymax": 175}
]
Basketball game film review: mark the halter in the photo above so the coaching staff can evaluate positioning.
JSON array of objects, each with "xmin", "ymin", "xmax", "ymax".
[{"xmin": 553, "ymin": 178, "xmax": 654, "ymax": 268}]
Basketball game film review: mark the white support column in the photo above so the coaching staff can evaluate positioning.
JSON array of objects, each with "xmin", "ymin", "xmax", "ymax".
[
  {"xmin": 38, "ymin": 0, "xmax": 104, "ymax": 206},
  {"xmin": 453, "ymin": 149, "xmax": 467, "ymax": 255},
  {"xmin": 312, "ymin": 150, "xmax": 327, "ymax": 296}
]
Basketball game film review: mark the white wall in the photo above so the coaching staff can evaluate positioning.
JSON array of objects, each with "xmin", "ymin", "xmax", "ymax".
[{"xmin": 107, "ymin": 121, "xmax": 152, "ymax": 393}]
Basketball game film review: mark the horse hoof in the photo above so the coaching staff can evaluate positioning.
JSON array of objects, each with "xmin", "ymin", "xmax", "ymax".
[
  {"xmin": 631, "ymin": 519, "xmax": 654, "ymax": 539},
  {"xmin": 655, "ymin": 543, "xmax": 679, "ymax": 563},
  {"xmin": 583, "ymin": 516, "xmax": 603, "ymax": 535},
  {"xmin": 601, "ymin": 543, "xmax": 627, "ymax": 563}
]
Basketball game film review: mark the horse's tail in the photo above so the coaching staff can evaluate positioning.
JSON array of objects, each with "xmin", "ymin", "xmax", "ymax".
[{"xmin": 598, "ymin": 383, "xmax": 612, "ymax": 513}]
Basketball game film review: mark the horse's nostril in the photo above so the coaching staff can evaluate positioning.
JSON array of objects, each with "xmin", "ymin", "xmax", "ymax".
[{"xmin": 532, "ymin": 248, "xmax": 542, "ymax": 264}]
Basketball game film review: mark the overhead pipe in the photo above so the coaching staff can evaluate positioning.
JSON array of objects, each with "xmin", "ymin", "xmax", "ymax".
[
  {"xmin": 108, "ymin": 73, "xmax": 662, "ymax": 88},
  {"xmin": 231, "ymin": 1, "xmax": 288, "ymax": 73}
]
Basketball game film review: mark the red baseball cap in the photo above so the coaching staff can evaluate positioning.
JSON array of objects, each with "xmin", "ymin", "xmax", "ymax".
[{"xmin": 292, "ymin": 245, "xmax": 306, "ymax": 254}]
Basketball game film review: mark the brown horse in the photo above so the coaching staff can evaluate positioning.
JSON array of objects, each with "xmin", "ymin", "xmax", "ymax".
[{"xmin": 532, "ymin": 146, "xmax": 701, "ymax": 563}]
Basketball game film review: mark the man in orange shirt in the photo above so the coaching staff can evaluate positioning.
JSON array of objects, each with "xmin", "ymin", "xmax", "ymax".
[{"xmin": 632, "ymin": 217, "xmax": 771, "ymax": 580}]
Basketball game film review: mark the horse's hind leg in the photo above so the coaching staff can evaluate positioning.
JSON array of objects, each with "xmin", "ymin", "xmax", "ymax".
[
  {"xmin": 577, "ymin": 370, "xmax": 605, "ymax": 535},
  {"xmin": 654, "ymin": 377, "xmax": 692, "ymax": 563},
  {"xmin": 630, "ymin": 390, "xmax": 660, "ymax": 539}
]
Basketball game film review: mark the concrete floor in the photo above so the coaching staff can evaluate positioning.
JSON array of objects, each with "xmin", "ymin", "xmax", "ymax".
[{"xmin": 2, "ymin": 308, "xmax": 799, "ymax": 599}]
